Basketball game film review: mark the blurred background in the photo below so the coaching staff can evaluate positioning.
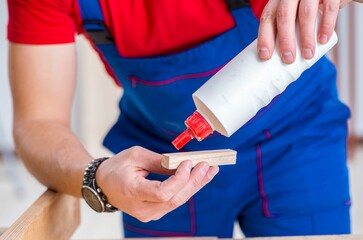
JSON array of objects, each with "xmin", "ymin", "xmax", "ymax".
[{"xmin": 0, "ymin": 1, "xmax": 362, "ymax": 239}]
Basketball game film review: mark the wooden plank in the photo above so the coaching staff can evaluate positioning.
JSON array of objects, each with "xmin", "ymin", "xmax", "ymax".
[
  {"xmin": 161, "ymin": 149, "xmax": 236, "ymax": 169},
  {"xmin": 0, "ymin": 189, "xmax": 80, "ymax": 240}
]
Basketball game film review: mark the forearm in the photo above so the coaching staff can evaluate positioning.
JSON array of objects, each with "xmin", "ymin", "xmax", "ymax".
[
  {"xmin": 14, "ymin": 118, "xmax": 92, "ymax": 197},
  {"xmin": 8, "ymin": 43, "xmax": 90, "ymax": 197}
]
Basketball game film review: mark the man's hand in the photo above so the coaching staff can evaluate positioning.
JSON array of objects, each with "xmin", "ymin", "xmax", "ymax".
[
  {"xmin": 257, "ymin": 0, "xmax": 363, "ymax": 64},
  {"xmin": 96, "ymin": 146, "xmax": 219, "ymax": 222}
]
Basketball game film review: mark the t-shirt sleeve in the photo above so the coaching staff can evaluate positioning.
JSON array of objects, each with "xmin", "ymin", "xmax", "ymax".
[
  {"xmin": 7, "ymin": 0, "xmax": 80, "ymax": 44},
  {"xmin": 250, "ymin": 0, "xmax": 269, "ymax": 20}
]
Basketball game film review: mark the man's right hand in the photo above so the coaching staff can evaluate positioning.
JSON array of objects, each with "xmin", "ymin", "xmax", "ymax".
[
  {"xmin": 96, "ymin": 146, "xmax": 219, "ymax": 222},
  {"xmin": 257, "ymin": 0, "xmax": 363, "ymax": 64}
]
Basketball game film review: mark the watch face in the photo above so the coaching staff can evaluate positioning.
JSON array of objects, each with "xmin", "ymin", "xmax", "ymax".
[{"xmin": 82, "ymin": 186, "xmax": 104, "ymax": 213}]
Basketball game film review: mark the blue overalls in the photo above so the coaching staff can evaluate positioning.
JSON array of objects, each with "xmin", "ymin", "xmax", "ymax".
[{"xmin": 78, "ymin": 0, "xmax": 351, "ymax": 237}]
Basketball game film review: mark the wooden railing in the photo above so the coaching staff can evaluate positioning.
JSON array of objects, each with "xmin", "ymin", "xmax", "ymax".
[{"xmin": 0, "ymin": 190, "xmax": 80, "ymax": 240}]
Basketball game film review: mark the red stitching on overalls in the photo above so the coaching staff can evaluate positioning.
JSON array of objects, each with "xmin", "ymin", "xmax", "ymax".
[
  {"xmin": 127, "ymin": 65, "xmax": 223, "ymax": 88},
  {"xmin": 124, "ymin": 197, "xmax": 197, "ymax": 236},
  {"xmin": 263, "ymin": 130, "xmax": 271, "ymax": 139},
  {"xmin": 256, "ymin": 130, "xmax": 274, "ymax": 218}
]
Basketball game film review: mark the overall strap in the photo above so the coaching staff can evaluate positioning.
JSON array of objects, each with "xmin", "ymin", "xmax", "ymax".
[
  {"xmin": 78, "ymin": 0, "xmax": 113, "ymax": 44},
  {"xmin": 224, "ymin": 0, "xmax": 250, "ymax": 10}
]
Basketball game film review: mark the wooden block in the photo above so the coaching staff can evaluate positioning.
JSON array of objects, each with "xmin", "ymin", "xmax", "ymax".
[
  {"xmin": 161, "ymin": 149, "xmax": 236, "ymax": 169},
  {"xmin": 0, "ymin": 190, "xmax": 80, "ymax": 240}
]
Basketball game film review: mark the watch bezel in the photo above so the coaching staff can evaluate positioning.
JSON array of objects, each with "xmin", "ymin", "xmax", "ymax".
[
  {"xmin": 81, "ymin": 185, "xmax": 105, "ymax": 213},
  {"xmin": 82, "ymin": 157, "xmax": 118, "ymax": 213}
]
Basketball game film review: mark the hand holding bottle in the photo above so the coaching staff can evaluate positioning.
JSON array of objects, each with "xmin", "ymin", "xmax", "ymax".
[{"xmin": 257, "ymin": 0, "xmax": 362, "ymax": 64}]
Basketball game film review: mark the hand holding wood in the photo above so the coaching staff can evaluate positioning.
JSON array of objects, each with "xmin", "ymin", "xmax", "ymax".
[{"xmin": 161, "ymin": 149, "xmax": 237, "ymax": 170}]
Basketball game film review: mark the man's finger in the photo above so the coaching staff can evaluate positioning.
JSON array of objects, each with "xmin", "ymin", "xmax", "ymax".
[
  {"xmin": 125, "ymin": 146, "xmax": 173, "ymax": 175},
  {"xmin": 257, "ymin": 0, "xmax": 280, "ymax": 60},
  {"xmin": 132, "ymin": 160, "xmax": 193, "ymax": 202},
  {"xmin": 129, "ymin": 163, "xmax": 219, "ymax": 222},
  {"xmin": 165, "ymin": 162, "xmax": 218, "ymax": 210},
  {"xmin": 318, "ymin": 0, "xmax": 340, "ymax": 44},
  {"xmin": 298, "ymin": 0, "xmax": 319, "ymax": 59},
  {"xmin": 276, "ymin": 0, "xmax": 300, "ymax": 64}
]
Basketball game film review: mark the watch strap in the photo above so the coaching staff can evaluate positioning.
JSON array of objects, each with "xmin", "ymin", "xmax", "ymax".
[{"xmin": 82, "ymin": 157, "xmax": 118, "ymax": 212}]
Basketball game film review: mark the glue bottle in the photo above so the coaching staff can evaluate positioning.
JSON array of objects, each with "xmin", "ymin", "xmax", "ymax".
[{"xmin": 172, "ymin": 30, "xmax": 338, "ymax": 150}]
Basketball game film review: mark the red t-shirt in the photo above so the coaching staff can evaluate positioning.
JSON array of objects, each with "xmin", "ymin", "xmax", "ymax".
[{"xmin": 7, "ymin": 0, "xmax": 267, "ymax": 57}]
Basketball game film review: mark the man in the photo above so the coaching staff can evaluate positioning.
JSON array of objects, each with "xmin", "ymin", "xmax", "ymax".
[{"xmin": 7, "ymin": 0, "xmax": 361, "ymax": 237}]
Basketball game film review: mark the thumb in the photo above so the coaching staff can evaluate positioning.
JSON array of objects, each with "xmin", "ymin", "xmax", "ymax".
[{"xmin": 131, "ymin": 147, "xmax": 175, "ymax": 175}]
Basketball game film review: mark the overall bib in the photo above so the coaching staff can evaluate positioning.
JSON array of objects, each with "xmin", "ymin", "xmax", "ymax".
[{"xmin": 78, "ymin": 0, "xmax": 351, "ymax": 237}]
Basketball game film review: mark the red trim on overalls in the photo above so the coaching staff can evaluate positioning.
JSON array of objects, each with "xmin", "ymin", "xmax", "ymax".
[
  {"xmin": 256, "ymin": 130, "xmax": 274, "ymax": 218},
  {"xmin": 127, "ymin": 65, "xmax": 223, "ymax": 88}
]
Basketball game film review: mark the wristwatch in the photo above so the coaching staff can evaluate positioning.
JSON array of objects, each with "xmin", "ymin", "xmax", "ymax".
[{"xmin": 81, "ymin": 157, "xmax": 118, "ymax": 213}]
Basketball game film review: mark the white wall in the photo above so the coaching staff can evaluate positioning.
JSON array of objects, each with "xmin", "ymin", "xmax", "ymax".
[
  {"xmin": 335, "ymin": 3, "xmax": 363, "ymax": 138},
  {"xmin": 0, "ymin": 0, "xmax": 14, "ymax": 150},
  {"xmin": 352, "ymin": 3, "xmax": 363, "ymax": 137}
]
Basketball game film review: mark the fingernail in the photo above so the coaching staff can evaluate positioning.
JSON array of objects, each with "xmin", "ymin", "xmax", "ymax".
[
  {"xmin": 207, "ymin": 166, "xmax": 219, "ymax": 179},
  {"xmin": 319, "ymin": 34, "xmax": 328, "ymax": 44},
  {"xmin": 302, "ymin": 48, "xmax": 313, "ymax": 59},
  {"xmin": 258, "ymin": 47, "xmax": 270, "ymax": 59},
  {"xmin": 282, "ymin": 51, "xmax": 294, "ymax": 64}
]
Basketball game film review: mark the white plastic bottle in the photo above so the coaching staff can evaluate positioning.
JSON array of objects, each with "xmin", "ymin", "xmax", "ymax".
[{"xmin": 172, "ymin": 31, "xmax": 338, "ymax": 150}]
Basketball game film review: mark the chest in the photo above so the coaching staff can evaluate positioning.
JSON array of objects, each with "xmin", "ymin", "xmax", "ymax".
[{"xmin": 80, "ymin": 0, "xmax": 236, "ymax": 57}]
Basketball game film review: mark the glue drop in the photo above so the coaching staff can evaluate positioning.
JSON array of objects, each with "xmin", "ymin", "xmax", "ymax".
[{"xmin": 172, "ymin": 29, "xmax": 338, "ymax": 150}]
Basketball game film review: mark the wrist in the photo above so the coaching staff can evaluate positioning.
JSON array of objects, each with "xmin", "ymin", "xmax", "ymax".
[{"xmin": 81, "ymin": 157, "xmax": 118, "ymax": 213}]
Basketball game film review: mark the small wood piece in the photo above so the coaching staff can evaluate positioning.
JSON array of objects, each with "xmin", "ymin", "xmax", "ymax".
[
  {"xmin": 161, "ymin": 149, "xmax": 236, "ymax": 169},
  {"xmin": 0, "ymin": 189, "xmax": 80, "ymax": 240}
]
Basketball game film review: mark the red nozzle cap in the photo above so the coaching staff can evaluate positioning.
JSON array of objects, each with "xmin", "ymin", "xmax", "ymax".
[
  {"xmin": 172, "ymin": 111, "xmax": 214, "ymax": 150},
  {"xmin": 172, "ymin": 129, "xmax": 194, "ymax": 150}
]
